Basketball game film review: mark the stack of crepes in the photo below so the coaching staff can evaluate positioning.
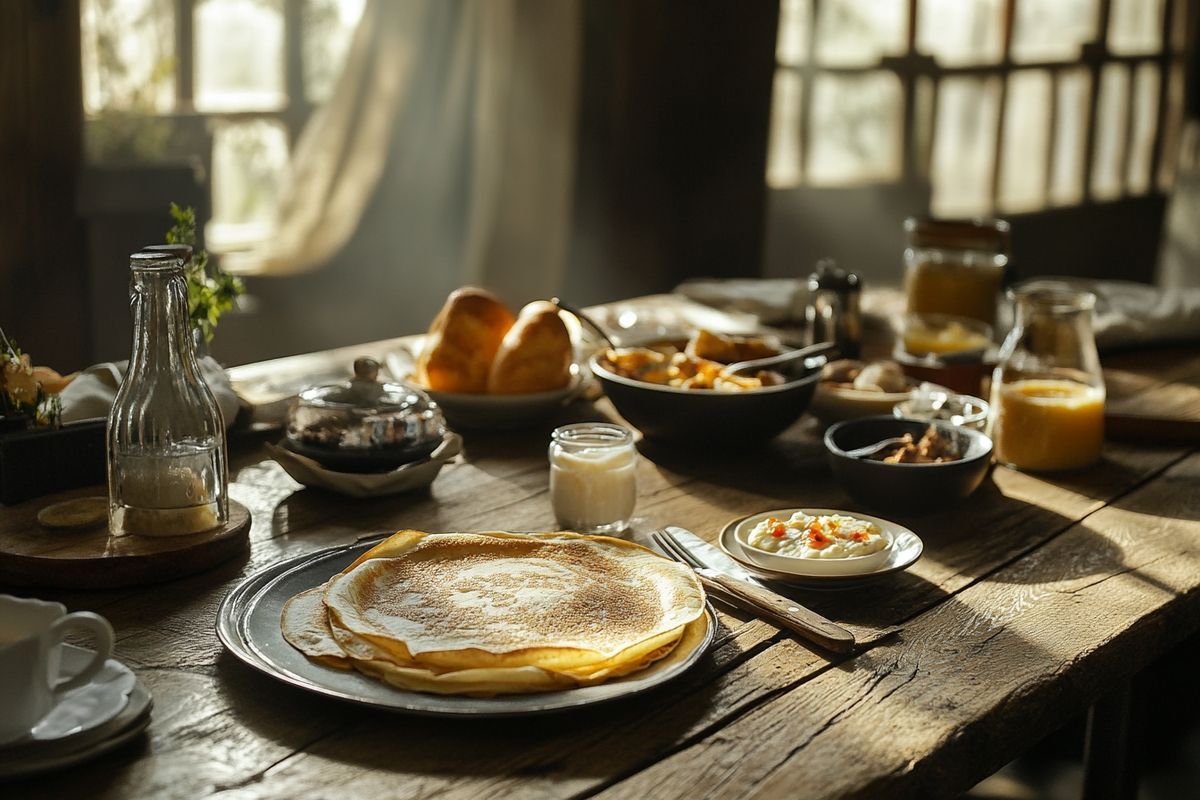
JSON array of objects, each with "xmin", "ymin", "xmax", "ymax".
[{"xmin": 281, "ymin": 530, "xmax": 708, "ymax": 696}]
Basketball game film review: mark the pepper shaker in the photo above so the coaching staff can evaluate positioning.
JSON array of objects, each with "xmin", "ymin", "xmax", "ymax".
[{"xmin": 806, "ymin": 258, "xmax": 862, "ymax": 359}]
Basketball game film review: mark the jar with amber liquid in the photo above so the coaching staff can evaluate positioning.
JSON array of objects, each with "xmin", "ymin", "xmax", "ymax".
[
  {"xmin": 904, "ymin": 218, "xmax": 1010, "ymax": 328},
  {"xmin": 989, "ymin": 282, "xmax": 1105, "ymax": 472}
]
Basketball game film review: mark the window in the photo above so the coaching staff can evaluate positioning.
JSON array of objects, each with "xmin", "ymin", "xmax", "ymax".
[
  {"xmin": 80, "ymin": 0, "xmax": 365, "ymax": 252},
  {"xmin": 766, "ymin": 0, "xmax": 1191, "ymax": 217}
]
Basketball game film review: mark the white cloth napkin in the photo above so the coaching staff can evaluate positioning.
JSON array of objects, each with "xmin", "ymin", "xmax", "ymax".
[
  {"xmin": 58, "ymin": 357, "xmax": 240, "ymax": 428},
  {"xmin": 1083, "ymin": 280, "xmax": 1200, "ymax": 351},
  {"xmin": 674, "ymin": 279, "xmax": 809, "ymax": 325}
]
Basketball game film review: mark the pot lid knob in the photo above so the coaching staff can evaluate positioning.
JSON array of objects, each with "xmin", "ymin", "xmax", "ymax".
[{"xmin": 353, "ymin": 357, "xmax": 380, "ymax": 383}]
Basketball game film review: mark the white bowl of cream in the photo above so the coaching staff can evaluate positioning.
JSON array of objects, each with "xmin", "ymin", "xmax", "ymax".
[{"xmin": 735, "ymin": 508, "xmax": 896, "ymax": 577}]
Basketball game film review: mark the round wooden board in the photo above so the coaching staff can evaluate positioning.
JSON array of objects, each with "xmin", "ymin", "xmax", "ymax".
[{"xmin": 0, "ymin": 496, "xmax": 251, "ymax": 589}]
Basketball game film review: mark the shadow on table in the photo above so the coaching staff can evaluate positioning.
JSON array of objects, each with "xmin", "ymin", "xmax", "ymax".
[
  {"xmin": 213, "ymin": 635, "xmax": 731, "ymax": 788},
  {"xmin": 1107, "ymin": 455, "xmax": 1200, "ymax": 522},
  {"xmin": 635, "ymin": 427, "xmax": 829, "ymax": 502},
  {"xmin": 267, "ymin": 485, "xmax": 433, "ymax": 538},
  {"xmin": 1012, "ymin": 447, "xmax": 1183, "ymax": 505}
]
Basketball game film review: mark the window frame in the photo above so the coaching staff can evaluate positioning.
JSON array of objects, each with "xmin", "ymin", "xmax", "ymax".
[{"xmin": 768, "ymin": 0, "xmax": 1195, "ymax": 214}]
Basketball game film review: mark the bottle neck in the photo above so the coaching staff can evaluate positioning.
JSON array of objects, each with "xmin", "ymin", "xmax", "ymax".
[
  {"xmin": 129, "ymin": 266, "xmax": 197, "ymax": 373},
  {"xmin": 1012, "ymin": 299, "xmax": 1097, "ymax": 354}
]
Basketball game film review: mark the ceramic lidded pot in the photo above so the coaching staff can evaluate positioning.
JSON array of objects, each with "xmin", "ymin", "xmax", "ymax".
[{"xmin": 285, "ymin": 358, "xmax": 446, "ymax": 472}]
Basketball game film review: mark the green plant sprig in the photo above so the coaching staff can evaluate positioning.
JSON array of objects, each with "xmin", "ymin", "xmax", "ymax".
[{"xmin": 166, "ymin": 203, "xmax": 244, "ymax": 344}]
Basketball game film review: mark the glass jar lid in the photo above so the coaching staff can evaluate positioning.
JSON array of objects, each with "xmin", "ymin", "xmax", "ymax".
[
  {"xmin": 287, "ymin": 358, "xmax": 446, "ymax": 467},
  {"xmin": 297, "ymin": 358, "xmax": 437, "ymax": 417}
]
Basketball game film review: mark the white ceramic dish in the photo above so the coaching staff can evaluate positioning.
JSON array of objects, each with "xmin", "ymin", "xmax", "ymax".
[
  {"xmin": 385, "ymin": 349, "xmax": 587, "ymax": 430},
  {"xmin": 719, "ymin": 512, "xmax": 923, "ymax": 589},
  {"xmin": 0, "ymin": 644, "xmax": 153, "ymax": 779},
  {"xmin": 734, "ymin": 509, "xmax": 898, "ymax": 577},
  {"xmin": 810, "ymin": 384, "xmax": 913, "ymax": 424},
  {"xmin": 27, "ymin": 649, "xmax": 136, "ymax": 742},
  {"xmin": 424, "ymin": 374, "xmax": 584, "ymax": 430}
]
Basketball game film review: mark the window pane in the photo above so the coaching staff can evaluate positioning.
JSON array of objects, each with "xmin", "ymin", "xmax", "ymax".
[
  {"xmin": 1171, "ymin": 0, "xmax": 1189, "ymax": 52},
  {"xmin": 766, "ymin": 72, "xmax": 804, "ymax": 188},
  {"xmin": 917, "ymin": 0, "xmax": 1005, "ymax": 66},
  {"xmin": 208, "ymin": 119, "xmax": 289, "ymax": 250},
  {"xmin": 194, "ymin": 0, "xmax": 286, "ymax": 112},
  {"xmin": 814, "ymin": 0, "xmax": 907, "ymax": 67},
  {"xmin": 913, "ymin": 75, "xmax": 936, "ymax": 176},
  {"xmin": 1011, "ymin": 0, "xmax": 1099, "ymax": 63},
  {"xmin": 1049, "ymin": 67, "xmax": 1091, "ymax": 206},
  {"xmin": 777, "ymin": 0, "xmax": 812, "ymax": 67},
  {"xmin": 81, "ymin": 0, "xmax": 175, "ymax": 114},
  {"xmin": 303, "ymin": 0, "xmax": 367, "ymax": 104},
  {"xmin": 1126, "ymin": 63, "xmax": 1160, "ymax": 195},
  {"xmin": 1091, "ymin": 63, "xmax": 1130, "ymax": 201},
  {"xmin": 1158, "ymin": 60, "xmax": 1186, "ymax": 191},
  {"xmin": 998, "ymin": 70, "xmax": 1052, "ymax": 213},
  {"xmin": 807, "ymin": 71, "xmax": 903, "ymax": 185},
  {"xmin": 1108, "ymin": 0, "xmax": 1164, "ymax": 55},
  {"xmin": 931, "ymin": 75, "xmax": 1002, "ymax": 217}
]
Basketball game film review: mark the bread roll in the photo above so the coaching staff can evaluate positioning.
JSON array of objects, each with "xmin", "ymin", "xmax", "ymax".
[
  {"xmin": 417, "ymin": 288, "xmax": 516, "ymax": 393},
  {"xmin": 486, "ymin": 301, "xmax": 573, "ymax": 394}
]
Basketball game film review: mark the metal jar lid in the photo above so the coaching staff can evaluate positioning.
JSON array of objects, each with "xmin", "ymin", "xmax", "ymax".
[{"xmin": 288, "ymin": 358, "xmax": 446, "ymax": 455}]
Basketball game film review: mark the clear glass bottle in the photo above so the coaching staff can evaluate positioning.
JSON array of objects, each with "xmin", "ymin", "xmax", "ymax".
[
  {"xmin": 989, "ymin": 281, "xmax": 1105, "ymax": 472},
  {"xmin": 904, "ymin": 217, "xmax": 1010, "ymax": 327},
  {"xmin": 107, "ymin": 252, "xmax": 229, "ymax": 536},
  {"xmin": 549, "ymin": 423, "xmax": 637, "ymax": 534}
]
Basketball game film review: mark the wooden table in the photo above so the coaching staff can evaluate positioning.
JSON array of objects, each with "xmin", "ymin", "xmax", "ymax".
[{"xmin": 7, "ymin": 296, "xmax": 1200, "ymax": 799}]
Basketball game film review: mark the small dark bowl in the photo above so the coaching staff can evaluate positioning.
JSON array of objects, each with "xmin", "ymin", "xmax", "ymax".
[
  {"xmin": 824, "ymin": 416, "xmax": 993, "ymax": 512},
  {"xmin": 281, "ymin": 437, "xmax": 440, "ymax": 474},
  {"xmin": 589, "ymin": 343, "xmax": 823, "ymax": 444}
]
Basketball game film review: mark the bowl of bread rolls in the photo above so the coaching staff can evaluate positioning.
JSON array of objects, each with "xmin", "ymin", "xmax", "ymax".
[
  {"xmin": 588, "ymin": 330, "xmax": 825, "ymax": 444},
  {"xmin": 401, "ymin": 288, "xmax": 584, "ymax": 430}
]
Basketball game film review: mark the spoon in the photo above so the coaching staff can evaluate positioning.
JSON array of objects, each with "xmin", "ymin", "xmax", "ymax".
[
  {"xmin": 721, "ymin": 341, "xmax": 838, "ymax": 378},
  {"xmin": 842, "ymin": 436, "xmax": 912, "ymax": 460},
  {"xmin": 551, "ymin": 298, "xmax": 618, "ymax": 350}
]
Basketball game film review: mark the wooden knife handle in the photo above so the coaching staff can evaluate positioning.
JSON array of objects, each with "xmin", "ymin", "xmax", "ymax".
[{"xmin": 701, "ymin": 572, "xmax": 856, "ymax": 653}]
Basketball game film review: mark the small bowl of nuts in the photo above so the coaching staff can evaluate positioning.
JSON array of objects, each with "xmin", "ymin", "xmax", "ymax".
[{"xmin": 824, "ymin": 416, "xmax": 994, "ymax": 512}]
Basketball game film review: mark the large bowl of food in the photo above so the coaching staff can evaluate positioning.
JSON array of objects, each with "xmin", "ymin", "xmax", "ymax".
[{"xmin": 588, "ymin": 330, "xmax": 825, "ymax": 443}]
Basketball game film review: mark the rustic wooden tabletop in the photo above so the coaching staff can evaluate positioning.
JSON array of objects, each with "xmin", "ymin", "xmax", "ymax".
[{"xmin": 5, "ymin": 296, "xmax": 1200, "ymax": 799}]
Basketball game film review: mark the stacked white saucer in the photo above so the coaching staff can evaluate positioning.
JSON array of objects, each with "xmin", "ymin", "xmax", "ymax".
[{"xmin": 0, "ymin": 596, "xmax": 152, "ymax": 780}]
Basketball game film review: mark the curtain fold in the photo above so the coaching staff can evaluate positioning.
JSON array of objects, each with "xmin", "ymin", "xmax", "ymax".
[{"xmin": 227, "ymin": 0, "xmax": 581, "ymax": 304}]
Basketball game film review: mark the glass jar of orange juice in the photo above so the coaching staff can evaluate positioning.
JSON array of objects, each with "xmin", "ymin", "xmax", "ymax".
[
  {"xmin": 989, "ymin": 282, "xmax": 1105, "ymax": 471},
  {"xmin": 904, "ymin": 218, "xmax": 1010, "ymax": 327}
]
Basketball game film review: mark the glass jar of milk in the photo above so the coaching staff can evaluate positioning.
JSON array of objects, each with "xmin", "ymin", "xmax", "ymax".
[{"xmin": 549, "ymin": 423, "xmax": 637, "ymax": 534}]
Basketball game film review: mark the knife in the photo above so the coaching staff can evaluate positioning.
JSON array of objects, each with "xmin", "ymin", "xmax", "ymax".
[{"xmin": 655, "ymin": 527, "xmax": 856, "ymax": 654}]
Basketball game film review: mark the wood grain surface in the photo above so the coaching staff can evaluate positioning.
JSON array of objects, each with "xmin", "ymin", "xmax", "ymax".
[
  {"xmin": 0, "ymin": 499, "xmax": 251, "ymax": 588},
  {"xmin": 3, "ymin": 296, "xmax": 1199, "ymax": 799}
]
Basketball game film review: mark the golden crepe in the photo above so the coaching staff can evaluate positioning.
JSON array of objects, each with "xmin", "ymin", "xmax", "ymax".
[
  {"xmin": 486, "ymin": 301, "xmax": 573, "ymax": 394},
  {"xmin": 281, "ymin": 530, "xmax": 707, "ymax": 696},
  {"xmin": 417, "ymin": 288, "xmax": 516, "ymax": 393}
]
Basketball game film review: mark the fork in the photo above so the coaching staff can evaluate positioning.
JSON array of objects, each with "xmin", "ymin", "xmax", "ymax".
[{"xmin": 651, "ymin": 528, "xmax": 856, "ymax": 654}]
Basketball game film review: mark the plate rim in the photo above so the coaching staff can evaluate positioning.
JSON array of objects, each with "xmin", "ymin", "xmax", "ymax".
[
  {"xmin": 719, "ymin": 509, "xmax": 923, "ymax": 585},
  {"xmin": 216, "ymin": 535, "xmax": 717, "ymax": 717}
]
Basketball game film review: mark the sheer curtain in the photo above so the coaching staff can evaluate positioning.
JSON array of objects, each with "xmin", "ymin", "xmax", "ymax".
[{"xmin": 226, "ymin": 0, "xmax": 581, "ymax": 302}]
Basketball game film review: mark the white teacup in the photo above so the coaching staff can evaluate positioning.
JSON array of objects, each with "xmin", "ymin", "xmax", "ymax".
[{"xmin": 0, "ymin": 595, "xmax": 114, "ymax": 745}]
